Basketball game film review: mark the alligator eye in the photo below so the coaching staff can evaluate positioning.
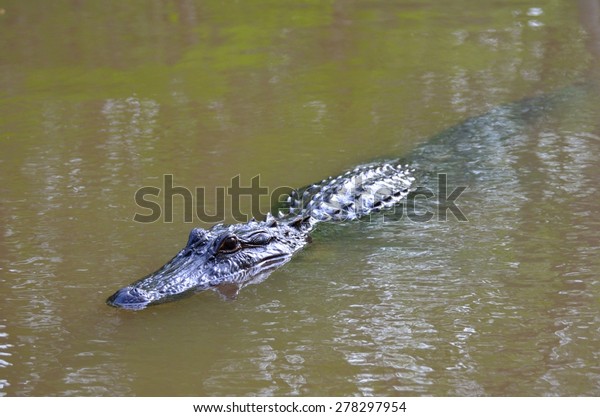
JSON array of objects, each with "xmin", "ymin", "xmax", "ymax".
[
  {"xmin": 218, "ymin": 236, "xmax": 240, "ymax": 253},
  {"xmin": 247, "ymin": 232, "xmax": 271, "ymax": 246}
]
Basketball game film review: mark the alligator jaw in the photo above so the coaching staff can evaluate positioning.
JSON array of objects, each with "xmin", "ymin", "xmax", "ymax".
[
  {"xmin": 106, "ymin": 252, "xmax": 293, "ymax": 310},
  {"xmin": 106, "ymin": 252, "xmax": 294, "ymax": 310},
  {"xmin": 106, "ymin": 249, "xmax": 211, "ymax": 310}
]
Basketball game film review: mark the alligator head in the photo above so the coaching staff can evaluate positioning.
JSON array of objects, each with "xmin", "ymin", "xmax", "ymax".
[{"xmin": 107, "ymin": 214, "xmax": 313, "ymax": 310}]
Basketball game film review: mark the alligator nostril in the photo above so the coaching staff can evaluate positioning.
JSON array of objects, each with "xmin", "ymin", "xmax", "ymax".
[{"xmin": 106, "ymin": 287, "xmax": 151, "ymax": 310}]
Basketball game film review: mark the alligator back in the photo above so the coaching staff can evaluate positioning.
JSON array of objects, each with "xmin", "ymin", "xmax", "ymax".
[{"xmin": 282, "ymin": 162, "xmax": 416, "ymax": 222}]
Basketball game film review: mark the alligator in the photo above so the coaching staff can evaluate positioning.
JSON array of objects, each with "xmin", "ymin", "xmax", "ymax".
[
  {"xmin": 106, "ymin": 84, "xmax": 589, "ymax": 310},
  {"xmin": 107, "ymin": 162, "xmax": 416, "ymax": 309}
]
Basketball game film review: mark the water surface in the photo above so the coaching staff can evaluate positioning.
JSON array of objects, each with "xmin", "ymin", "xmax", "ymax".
[{"xmin": 1, "ymin": 0, "xmax": 599, "ymax": 396}]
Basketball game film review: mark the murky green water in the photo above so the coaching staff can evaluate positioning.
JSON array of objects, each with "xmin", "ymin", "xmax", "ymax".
[{"xmin": 1, "ymin": 0, "xmax": 599, "ymax": 396}]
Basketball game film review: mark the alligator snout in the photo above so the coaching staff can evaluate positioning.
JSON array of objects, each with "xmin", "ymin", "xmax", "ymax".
[{"xmin": 106, "ymin": 286, "xmax": 152, "ymax": 310}]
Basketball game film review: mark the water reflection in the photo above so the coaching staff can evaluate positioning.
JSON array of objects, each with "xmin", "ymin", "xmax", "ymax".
[
  {"xmin": 100, "ymin": 96, "xmax": 160, "ymax": 178},
  {"xmin": 0, "ymin": 323, "xmax": 13, "ymax": 396}
]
